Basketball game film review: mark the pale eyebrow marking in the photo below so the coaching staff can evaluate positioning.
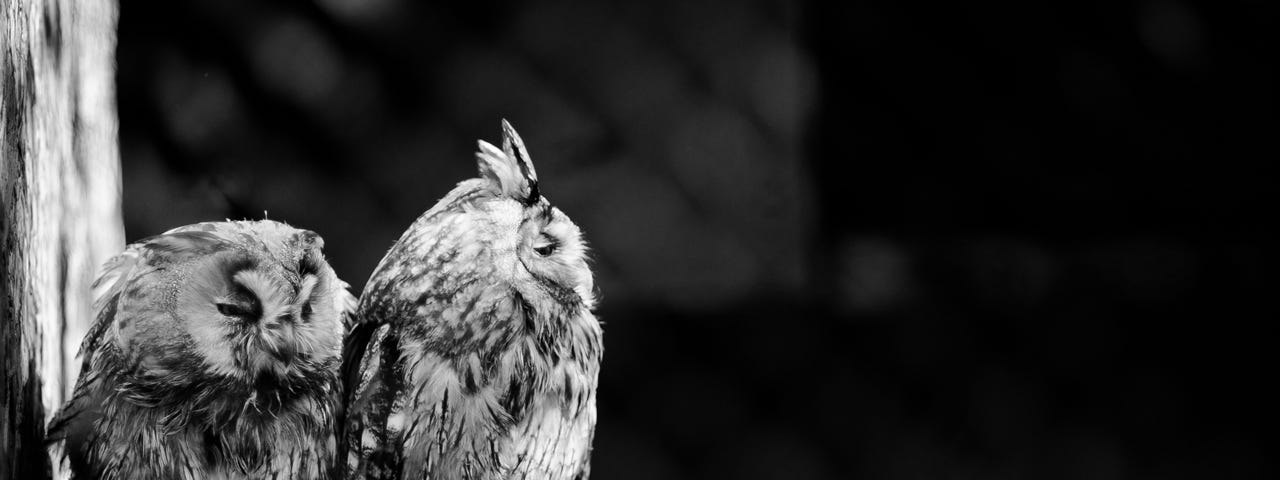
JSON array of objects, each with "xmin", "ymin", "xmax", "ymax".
[{"xmin": 295, "ymin": 274, "xmax": 319, "ymax": 308}]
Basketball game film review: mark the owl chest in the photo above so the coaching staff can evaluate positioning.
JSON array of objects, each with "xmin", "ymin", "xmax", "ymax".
[
  {"xmin": 92, "ymin": 399, "xmax": 332, "ymax": 479},
  {"xmin": 199, "ymin": 428, "xmax": 332, "ymax": 480},
  {"xmin": 393, "ymin": 392, "xmax": 596, "ymax": 480},
  {"xmin": 391, "ymin": 343, "xmax": 597, "ymax": 479},
  {"xmin": 502, "ymin": 394, "xmax": 598, "ymax": 479}
]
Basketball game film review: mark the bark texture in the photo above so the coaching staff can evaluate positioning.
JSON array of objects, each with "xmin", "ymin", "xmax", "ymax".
[{"xmin": 1, "ymin": 0, "xmax": 121, "ymax": 478}]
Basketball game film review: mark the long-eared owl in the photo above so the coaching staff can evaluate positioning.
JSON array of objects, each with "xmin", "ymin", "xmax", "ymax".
[
  {"xmin": 48, "ymin": 220, "xmax": 355, "ymax": 479},
  {"xmin": 342, "ymin": 120, "xmax": 603, "ymax": 479}
]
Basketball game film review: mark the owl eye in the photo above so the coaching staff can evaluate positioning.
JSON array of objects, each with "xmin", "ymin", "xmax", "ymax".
[
  {"xmin": 532, "ymin": 234, "xmax": 558, "ymax": 256},
  {"xmin": 301, "ymin": 300, "xmax": 313, "ymax": 318},
  {"xmin": 217, "ymin": 301, "xmax": 257, "ymax": 318},
  {"xmin": 216, "ymin": 288, "xmax": 261, "ymax": 319}
]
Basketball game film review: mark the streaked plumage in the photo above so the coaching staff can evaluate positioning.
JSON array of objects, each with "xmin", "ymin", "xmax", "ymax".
[
  {"xmin": 48, "ymin": 220, "xmax": 355, "ymax": 479},
  {"xmin": 342, "ymin": 120, "xmax": 603, "ymax": 479}
]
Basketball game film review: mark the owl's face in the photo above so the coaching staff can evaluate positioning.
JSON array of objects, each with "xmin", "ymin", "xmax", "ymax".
[
  {"xmin": 360, "ymin": 121, "xmax": 595, "ymax": 325},
  {"xmin": 113, "ymin": 221, "xmax": 346, "ymax": 384},
  {"xmin": 441, "ymin": 180, "xmax": 595, "ymax": 310}
]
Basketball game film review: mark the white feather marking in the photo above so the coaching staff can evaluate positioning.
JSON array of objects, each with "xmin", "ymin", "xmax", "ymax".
[
  {"xmin": 294, "ymin": 274, "xmax": 319, "ymax": 320},
  {"xmin": 477, "ymin": 139, "xmax": 526, "ymax": 199},
  {"xmin": 500, "ymin": 118, "xmax": 537, "ymax": 183}
]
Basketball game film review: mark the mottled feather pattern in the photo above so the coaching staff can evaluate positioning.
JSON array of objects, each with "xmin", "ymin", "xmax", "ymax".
[
  {"xmin": 49, "ymin": 220, "xmax": 354, "ymax": 479},
  {"xmin": 343, "ymin": 121, "xmax": 603, "ymax": 480}
]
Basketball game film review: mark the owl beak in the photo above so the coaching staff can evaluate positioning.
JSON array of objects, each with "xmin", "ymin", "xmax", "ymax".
[
  {"xmin": 264, "ymin": 340, "xmax": 296, "ymax": 364},
  {"xmin": 257, "ymin": 315, "xmax": 296, "ymax": 364}
]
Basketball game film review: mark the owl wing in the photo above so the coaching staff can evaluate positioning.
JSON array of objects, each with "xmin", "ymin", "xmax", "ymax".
[
  {"xmin": 340, "ymin": 319, "xmax": 403, "ymax": 479},
  {"xmin": 45, "ymin": 246, "xmax": 139, "ymax": 475}
]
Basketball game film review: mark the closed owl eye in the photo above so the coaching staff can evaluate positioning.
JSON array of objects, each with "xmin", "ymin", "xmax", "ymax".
[
  {"xmin": 217, "ymin": 300, "xmax": 257, "ymax": 318},
  {"xmin": 217, "ymin": 287, "xmax": 262, "ymax": 319},
  {"xmin": 532, "ymin": 234, "xmax": 558, "ymax": 256}
]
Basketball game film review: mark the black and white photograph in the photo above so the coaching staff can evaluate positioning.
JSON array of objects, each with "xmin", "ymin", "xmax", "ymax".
[{"xmin": 2, "ymin": 0, "xmax": 1274, "ymax": 479}]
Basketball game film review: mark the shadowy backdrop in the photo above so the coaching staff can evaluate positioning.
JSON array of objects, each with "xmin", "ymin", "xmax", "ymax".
[{"xmin": 117, "ymin": 0, "xmax": 1274, "ymax": 478}]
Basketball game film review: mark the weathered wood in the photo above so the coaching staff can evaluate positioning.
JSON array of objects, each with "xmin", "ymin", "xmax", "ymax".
[{"xmin": 1, "ymin": 0, "xmax": 121, "ymax": 478}]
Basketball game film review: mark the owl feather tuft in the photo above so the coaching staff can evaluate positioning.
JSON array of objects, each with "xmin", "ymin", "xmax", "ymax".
[{"xmin": 477, "ymin": 118, "xmax": 540, "ymax": 205}]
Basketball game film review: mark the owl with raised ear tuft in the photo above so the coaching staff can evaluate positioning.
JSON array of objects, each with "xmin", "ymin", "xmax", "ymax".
[
  {"xmin": 48, "ymin": 220, "xmax": 356, "ymax": 479},
  {"xmin": 341, "ymin": 120, "xmax": 603, "ymax": 479}
]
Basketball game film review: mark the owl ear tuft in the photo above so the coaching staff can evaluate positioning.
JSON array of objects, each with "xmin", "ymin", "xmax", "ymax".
[
  {"xmin": 476, "ymin": 119, "xmax": 540, "ymax": 205},
  {"xmin": 292, "ymin": 229, "xmax": 323, "ymax": 250}
]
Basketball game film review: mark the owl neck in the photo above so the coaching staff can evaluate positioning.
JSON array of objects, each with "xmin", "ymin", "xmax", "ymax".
[
  {"xmin": 515, "ymin": 289, "xmax": 602, "ymax": 368},
  {"xmin": 104, "ymin": 344, "xmax": 338, "ymax": 428},
  {"xmin": 400, "ymin": 280, "xmax": 598, "ymax": 357}
]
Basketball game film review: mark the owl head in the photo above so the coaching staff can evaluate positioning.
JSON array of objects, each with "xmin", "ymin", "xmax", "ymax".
[
  {"xmin": 92, "ymin": 220, "xmax": 351, "ymax": 405},
  {"xmin": 361, "ymin": 120, "xmax": 595, "ymax": 328}
]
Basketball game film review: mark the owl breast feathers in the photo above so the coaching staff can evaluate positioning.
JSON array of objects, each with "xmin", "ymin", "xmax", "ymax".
[
  {"xmin": 48, "ymin": 220, "xmax": 356, "ymax": 480},
  {"xmin": 342, "ymin": 120, "xmax": 604, "ymax": 480}
]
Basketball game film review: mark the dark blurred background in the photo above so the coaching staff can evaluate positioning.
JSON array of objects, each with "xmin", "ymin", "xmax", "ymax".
[{"xmin": 117, "ymin": 0, "xmax": 1275, "ymax": 478}]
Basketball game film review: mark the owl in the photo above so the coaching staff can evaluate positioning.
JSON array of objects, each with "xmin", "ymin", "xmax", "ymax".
[
  {"xmin": 47, "ymin": 220, "xmax": 355, "ymax": 479},
  {"xmin": 341, "ymin": 120, "xmax": 603, "ymax": 480}
]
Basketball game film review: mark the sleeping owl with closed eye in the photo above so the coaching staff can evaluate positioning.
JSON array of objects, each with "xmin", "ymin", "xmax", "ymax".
[
  {"xmin": 48, "ymin": 220, "xmax": 355, "ymax": 479},
  {"xmin": 341, "ymin": 120, "xmax": 603, "ymax": 479}
]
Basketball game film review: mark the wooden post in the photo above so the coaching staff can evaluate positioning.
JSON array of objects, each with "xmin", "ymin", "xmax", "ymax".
[{"xmin": 1, "ymin": 0, "xmax": 122, "ymax": 478}]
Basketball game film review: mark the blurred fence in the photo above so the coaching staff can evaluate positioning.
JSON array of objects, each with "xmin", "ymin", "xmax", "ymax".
[{"xmin": 117, "ymin": 1, "xmax": 1274, "ymax": 478}]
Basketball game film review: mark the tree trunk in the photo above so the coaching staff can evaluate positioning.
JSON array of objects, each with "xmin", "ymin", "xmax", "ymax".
[{"xmin": 1, "ymin": 0, "xmax": 122, "ymax": 478}]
